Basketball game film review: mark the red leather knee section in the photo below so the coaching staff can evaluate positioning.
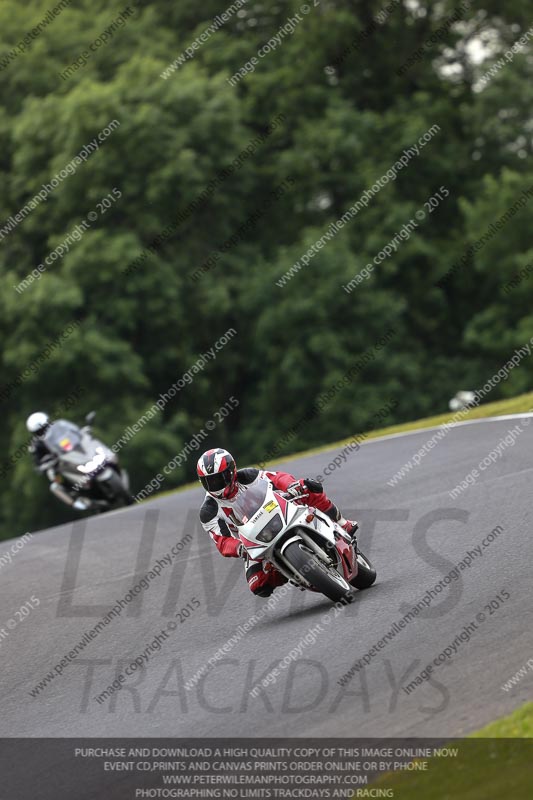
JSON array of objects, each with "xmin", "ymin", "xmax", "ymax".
[
  {"xmin": 247, "ymin": 564, "xmax": 287, "ymax": 595},
  {"xmin": 247, "ymin": 567, "xmax": 269, "ymax": 594}
]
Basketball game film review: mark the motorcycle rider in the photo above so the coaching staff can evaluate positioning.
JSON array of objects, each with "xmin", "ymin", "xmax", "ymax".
[
  {"xmin": 197, "ymin": 447, "xmax": 358, "ymax": 597},
  {"xmin": 26, "ymin": 412, "xmax": 93, "ymax": 511}
]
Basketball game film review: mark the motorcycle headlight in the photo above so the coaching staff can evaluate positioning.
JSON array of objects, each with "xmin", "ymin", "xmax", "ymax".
[{"xmin": 256, "ymin": 515, "xmax": 283, "ymax": 543}]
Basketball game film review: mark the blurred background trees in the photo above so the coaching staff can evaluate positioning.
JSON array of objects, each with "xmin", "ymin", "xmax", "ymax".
[{"xmin": 0, "ymin": 0, "xmax": 532, "ymax": 538}]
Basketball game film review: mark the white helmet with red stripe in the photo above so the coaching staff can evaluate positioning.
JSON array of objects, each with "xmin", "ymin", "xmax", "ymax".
[{"xmin": 197, "ymin": 448, "xmax": 238, "ymax": 499}]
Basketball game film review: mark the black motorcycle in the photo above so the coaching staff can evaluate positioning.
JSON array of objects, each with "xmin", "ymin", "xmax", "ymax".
[{"xmin": 41, "ymin": 413, "xmax": 133, "ymax": 512}]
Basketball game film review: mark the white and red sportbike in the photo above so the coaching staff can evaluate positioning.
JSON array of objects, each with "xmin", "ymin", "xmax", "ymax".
[{"xmin": 234, "ymin": 477, "xmax": 376, "ymax": 603}]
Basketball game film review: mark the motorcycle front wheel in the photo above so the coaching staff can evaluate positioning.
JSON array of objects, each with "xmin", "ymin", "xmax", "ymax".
[{"xmin": 282, "ymin": 539, "xmax": 354, "ymax": 603}]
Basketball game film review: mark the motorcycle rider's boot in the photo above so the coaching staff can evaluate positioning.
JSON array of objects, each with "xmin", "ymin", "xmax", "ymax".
[{"xmin": 73, "ymin": 497, "xmax": 92, "ymax": 511}]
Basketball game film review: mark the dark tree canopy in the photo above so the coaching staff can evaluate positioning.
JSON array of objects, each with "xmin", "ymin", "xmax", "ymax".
[{"xmin": 0, "ymin": 0, "xmax": 532, "ymax": 538}]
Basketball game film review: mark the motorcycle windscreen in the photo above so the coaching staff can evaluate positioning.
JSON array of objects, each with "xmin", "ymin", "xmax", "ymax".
[
  {"xmin": 44, "ymin": 420, "xmax": 83, "ymax": 456},
  {"xmin": 232, "ymin": 477, "xmax": 271, "ymax": 525}
]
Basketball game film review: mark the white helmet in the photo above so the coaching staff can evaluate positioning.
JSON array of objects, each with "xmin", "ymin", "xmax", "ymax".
[{"xmin": 26, "ymin": 412, "xmax": 50, "ymax": 436}]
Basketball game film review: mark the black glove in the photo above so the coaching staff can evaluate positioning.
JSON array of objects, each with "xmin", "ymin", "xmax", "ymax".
[{"xmin": 303, "ymin": 478, "xmax": 323, "ymax": 494}]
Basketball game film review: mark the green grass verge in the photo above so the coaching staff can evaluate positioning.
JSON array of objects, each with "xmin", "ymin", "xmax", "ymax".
[
  {"xmin": 365, "ymin": 703, "xmax": 533, "ymax": 800},
  {"xmin": 150, "ymin": 390, "xmax": 533, "ymax": 501},
  {"xmin": 280, "ymin": 389, "xmax": 533, "ymax": 465},
  {"xmin": 470, "ymin": 701, "xmax": 533, "ymax": 737}
]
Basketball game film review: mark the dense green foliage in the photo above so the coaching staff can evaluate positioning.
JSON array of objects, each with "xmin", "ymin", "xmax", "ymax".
[{"xmin": 0, "ymin": 0, "xmax": 532, "ymax": 538}]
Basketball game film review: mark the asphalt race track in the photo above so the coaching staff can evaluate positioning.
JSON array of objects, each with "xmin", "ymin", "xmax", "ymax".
[{"xmin": 2, "ymin": 415, "xmax": 532, "ymax": 741}]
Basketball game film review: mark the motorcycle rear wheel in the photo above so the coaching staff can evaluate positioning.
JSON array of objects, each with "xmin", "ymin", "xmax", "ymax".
[{"xmin": 350, "ymin": 550, "xmax": 377, "ymax": 590}]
